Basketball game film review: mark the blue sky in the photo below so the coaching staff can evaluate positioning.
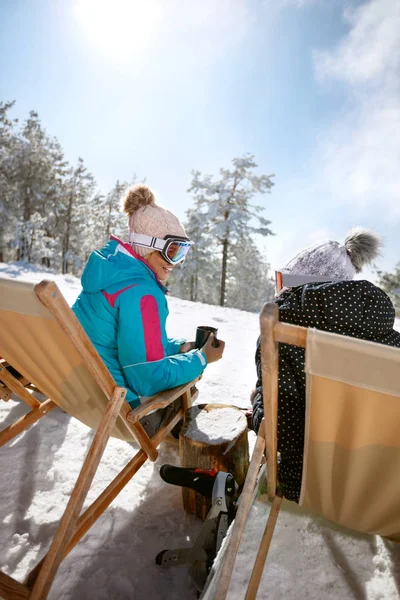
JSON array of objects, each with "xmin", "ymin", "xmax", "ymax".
[{"xmin": 1, "ymin": 0, "xmax": 399, "ymax": 279}]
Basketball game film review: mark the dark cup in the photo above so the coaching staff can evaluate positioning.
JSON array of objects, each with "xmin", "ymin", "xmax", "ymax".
[{"xmin": 195, "ymin": 326, "xmax": 219, "ymax": 349}]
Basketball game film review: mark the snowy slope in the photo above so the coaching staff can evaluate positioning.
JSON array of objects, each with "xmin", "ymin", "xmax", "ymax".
[{"xmin": 0, "ymin": 263, "xmax": 399, "ymax": 600}]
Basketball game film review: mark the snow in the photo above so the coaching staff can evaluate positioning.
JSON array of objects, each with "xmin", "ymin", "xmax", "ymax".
[
  {"xmin": 0, "ymin": 262, "xmax": 399, "ymax": 600},
  {"xmin": 184, "ymin": 406, "xmax": 247, "ymax": 444}
]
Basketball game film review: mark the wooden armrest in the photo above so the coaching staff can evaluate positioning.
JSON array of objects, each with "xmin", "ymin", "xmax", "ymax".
[{"xmin": 126, "ymin": 377, "xmax": 200, "ymax": 425}]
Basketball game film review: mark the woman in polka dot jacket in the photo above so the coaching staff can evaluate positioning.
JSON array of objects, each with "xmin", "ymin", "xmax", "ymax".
[{"xmin": 250, "ymin": 228, "xmax": 400, "ymax": 502}]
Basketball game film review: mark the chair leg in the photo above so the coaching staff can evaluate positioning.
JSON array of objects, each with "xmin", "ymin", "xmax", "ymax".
[
  {"xmin": 182, "ymin": 388, "xmax": 191, "ymax": 412},
  {"xmin": 214, "ymin": 432, "xmax": 266, "ymax": 600},
  {"xmin": 28, "ymin": 387, "xmax": 127, "ymax": 600},
  {"xmin": 26, "ymin": 449, "xmax": 148, "ymax": 589},
  {"xmin": 244, "ymin": 490, "xmax": 283, "ymax": 600},
  {"xmin": 27, "ymin": 404, "xmax": 182, "ymax": 589},
  {"xmin": 131, "ymin": 421, "xmax": 159, "ymax": 462}
]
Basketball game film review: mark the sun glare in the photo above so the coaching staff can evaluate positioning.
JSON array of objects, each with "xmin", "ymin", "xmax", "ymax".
[{"xmin": 73, "ymin": 0, "xmax": 162, "ymax": 63}]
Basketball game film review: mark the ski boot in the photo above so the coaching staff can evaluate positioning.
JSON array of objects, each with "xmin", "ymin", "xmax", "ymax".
[{"xmin": 156, "ymin": 465, "xmax": 238, "ymax": 593}]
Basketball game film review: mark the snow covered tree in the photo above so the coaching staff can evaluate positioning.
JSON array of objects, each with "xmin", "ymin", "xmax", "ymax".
[
  {"xmin": 0, "ymin": 101, "xmax": 19, "ymax": 262},
  {"xmin": 58, "ymin": 157, "xmax": 96, "ymax": 274},
  {"xmin": 0, "ymin": 106, "xmax": 68, "ymax": 265},
  {"xmin": 377, "ymin": 263, "xmax": 400, "ymax": 316},
  {"xmin": 18, "ymin": 212, "xmax": 57, "ymax": 265},
  {"xmin": 75, "ymin": 180, "xmax": 130, "ymax": 270},
  {"xmin": 188, "ymin": 154, "xmax": 274, "ymax": 306},
  {"xmin": 103, "ymin": 180, "xmax": 129, "ymax": 238},
  {"xmin": 0, "ymin": 101, "xmax": 147, "ymax": 273},
  {"xmin": 16, "ymin": 112, "xmax": 57, "ymax": 259},
  {"xmin": 225, "ymin": 237, "xmax": 275, "ymax": 311},
  {"xmin": 169, "ymin": 201, "xmax": 220, "ymax": 304}
]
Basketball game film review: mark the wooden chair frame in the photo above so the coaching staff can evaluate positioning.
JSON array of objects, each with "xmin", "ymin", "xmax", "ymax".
[
  {"xmin": 214, "ymin": 302, "xmax": 307, "ymax": 600},
  {"xmin": 0, "ymin": 358, "xmax": 58, "ymax": 448},
  {"xmin": 0, "ymin": 280, "xmax": 198, "ymax": 600}
]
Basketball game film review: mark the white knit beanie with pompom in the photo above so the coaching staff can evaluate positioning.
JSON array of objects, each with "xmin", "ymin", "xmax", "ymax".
[
  {"xmin": 122, "ymin": 184, "xmax": 188, "ymax": 258},
  {"xmin": 284, "ymin": 227, "xmax": 382, "ymax": 279}
]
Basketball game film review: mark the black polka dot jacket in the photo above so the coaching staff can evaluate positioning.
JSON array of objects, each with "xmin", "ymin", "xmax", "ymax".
[{"xmin": 251, "ymin": 280, "xmax": 400, "ymax": 503}]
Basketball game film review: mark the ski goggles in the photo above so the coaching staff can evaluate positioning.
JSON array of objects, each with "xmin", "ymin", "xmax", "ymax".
[
  {"xmin": 129, "ymin": 232, "xmax": 194, "ymax": 265},
  {"xmin": 275, "ymin": 270, "xmax": 349, "ymax": 293}
]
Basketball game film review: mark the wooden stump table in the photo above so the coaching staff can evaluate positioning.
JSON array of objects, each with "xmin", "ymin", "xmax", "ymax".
[{"xmin": 179, "ymin": 403, "xmax": 249, "ymax": 520}]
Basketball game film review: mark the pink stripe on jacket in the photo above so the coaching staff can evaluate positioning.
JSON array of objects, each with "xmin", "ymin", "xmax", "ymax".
[{"xmin": 140, "ymin": 294, "xmax": 164, "ymax": 361}]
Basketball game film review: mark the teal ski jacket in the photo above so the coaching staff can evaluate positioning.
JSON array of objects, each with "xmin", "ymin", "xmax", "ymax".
[{"xmin": 72, "ymin": 236, "xmax": 207, "ymax": 408}]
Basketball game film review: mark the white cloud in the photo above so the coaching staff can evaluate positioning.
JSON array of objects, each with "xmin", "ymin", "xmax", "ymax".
[
  {"xmin": 312, "ymin": 0, "xmax": 400, "ymax": 216},
  {"xmin": 315, "ymin": 0, "xmax": 400, "ymax": 87}
]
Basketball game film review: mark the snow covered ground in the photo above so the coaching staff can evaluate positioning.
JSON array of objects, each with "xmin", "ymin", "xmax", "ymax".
[{"xmin": 0, "ymin": 262, "xmax": 399, "ymax": 600}]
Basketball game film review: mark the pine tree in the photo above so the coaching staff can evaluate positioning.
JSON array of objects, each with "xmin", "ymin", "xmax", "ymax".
[
  {"xmin": 0, "ymin": 101, "xmax": 142, "ymax": 273},
  {"xmin": 170, "ymin": 202, "xmax": 219, "ymax": 304},
  {"xmin": 226, "ymin": 237, "xmax": 275, "ymax": 311},
  {"xmin": 37, "ymin": 135, "xmax": 69, "ymax": 268},
  {"xmin": 59, "ymin": 157, "xmax": 96, "ymax": 274},
  {"xmin": 1, "ymin": 108, "xmax": 68, "ymax": 264},
  {"xmin": 17, "ymin": 112, "xmax": 54, "ymax": 259},
  {"xmin": 188, "ymin": 154, "xmax": 274, "ymax": 306},
  {"xmin": 102, "ymin": 180, "xmax": 129, "ymax": 239},
  {"xmin": 0, "ymin": 101, "xmax": 19, "ymax": 262}
]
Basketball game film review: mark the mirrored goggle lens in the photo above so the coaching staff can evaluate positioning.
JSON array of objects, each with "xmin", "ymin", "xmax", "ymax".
[
  {"xmin": 164, "ymin": 241, "xmax": 191, "ymax": 264},
  {"xmin": 275, "ymin": 271, "xmax": 283, "ymax": 293}
]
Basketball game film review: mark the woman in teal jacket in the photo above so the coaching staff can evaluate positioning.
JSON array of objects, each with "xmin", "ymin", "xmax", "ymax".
[{"xmin": 73, "ymin": 184, "xmax": 224, "ymax": 436}]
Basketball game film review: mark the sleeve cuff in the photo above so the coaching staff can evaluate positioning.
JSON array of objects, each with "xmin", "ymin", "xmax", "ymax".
[{"xmin": 194, "ymin": 349, "xmax": 208, "ymax": 368}]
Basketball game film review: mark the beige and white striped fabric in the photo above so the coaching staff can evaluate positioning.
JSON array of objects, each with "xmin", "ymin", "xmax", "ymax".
[
  {"xmin": 299, "ymin": 328, "xmax": 400, "ymax": 542},
  {"xmin": 0, "ymin": 277, "xmax": 136, "ymax": 441}
]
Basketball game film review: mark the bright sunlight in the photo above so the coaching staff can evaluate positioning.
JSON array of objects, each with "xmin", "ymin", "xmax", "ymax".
[{"xmin": 73, "ymin": 0, "xmax": 162, "ymax": 63}]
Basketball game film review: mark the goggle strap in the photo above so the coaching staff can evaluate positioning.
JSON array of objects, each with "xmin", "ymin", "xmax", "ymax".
[
  {"xmin": 129, "ymin": 232, "xmax": 165, "ymax": 251},
  {"xmin": 276, "ymin": 270, "xmax": 352, "ymax": 290}
]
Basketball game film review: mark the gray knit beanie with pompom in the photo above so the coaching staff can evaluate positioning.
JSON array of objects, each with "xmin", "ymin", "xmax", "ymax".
[
  {"xmin": 284, "ymin": 227, "xmax": 382, "ymax": 280},
  {"xmin": 122, "ymin": 184, "xmax": 188, "ymax": 257}
]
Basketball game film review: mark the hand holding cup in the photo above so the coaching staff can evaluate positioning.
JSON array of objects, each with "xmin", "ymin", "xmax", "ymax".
[{"xmin": 202, "ymin": 332, "xmax": 225, "ymax": 364}]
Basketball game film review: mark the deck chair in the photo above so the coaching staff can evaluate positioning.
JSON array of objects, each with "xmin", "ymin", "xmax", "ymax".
[
  {"xmin": 0, "ymin": 276, "xmax": 199, "ymax": 600},
  {"xmin": 212, "ymin": 302, "xmax": 400, "ymax": 600}
]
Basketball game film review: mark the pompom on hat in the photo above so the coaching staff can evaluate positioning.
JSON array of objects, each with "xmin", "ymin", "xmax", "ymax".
[
  {"xmin": 122, "ymin": 184, "xmax": 188, "ymax": 258},
  {"xmin": 283, "ymin": 227, "xmax": 382, "ymax": 281}
]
